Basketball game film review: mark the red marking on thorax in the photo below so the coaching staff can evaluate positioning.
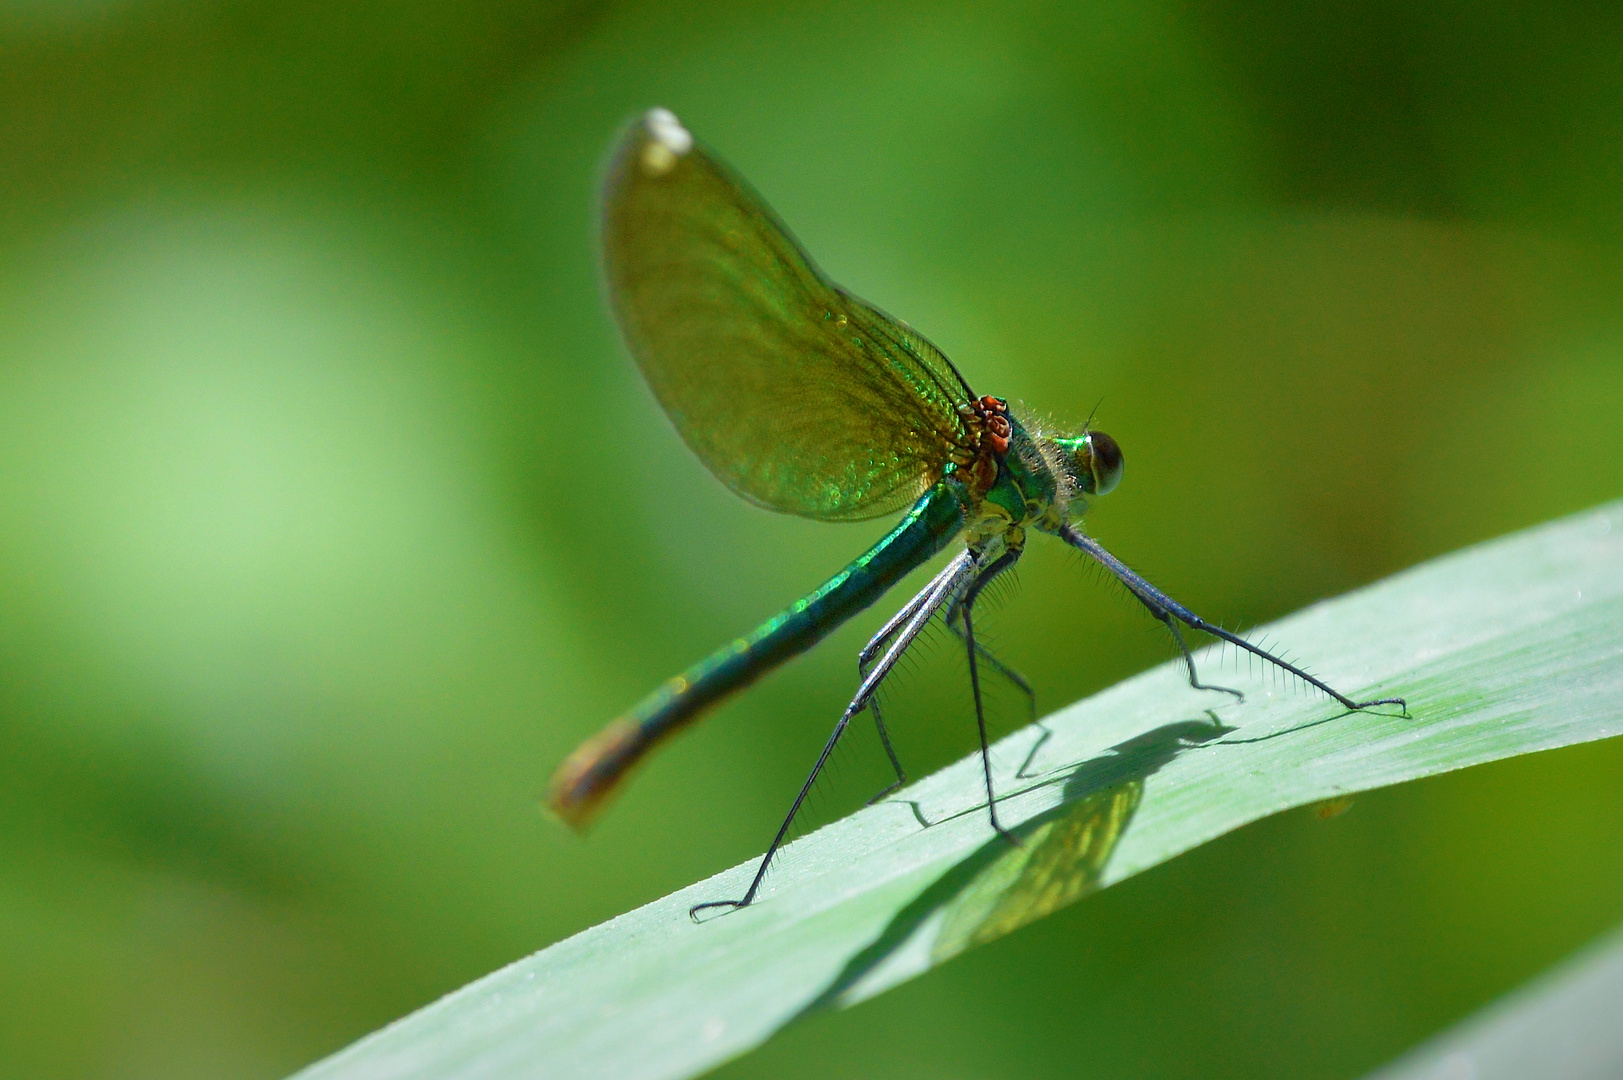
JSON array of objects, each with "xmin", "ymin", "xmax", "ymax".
[{"xmin": 976, "ymin": 395, "xmax": 1012, "ymax": 455}]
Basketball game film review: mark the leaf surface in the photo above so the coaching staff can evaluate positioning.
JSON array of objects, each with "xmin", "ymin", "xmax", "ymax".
[{"xmin": 293, "ymin": 501, "xmax": 1623, "ymax": 1080}]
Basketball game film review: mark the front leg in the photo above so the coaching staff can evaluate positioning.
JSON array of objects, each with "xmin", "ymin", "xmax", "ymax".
[{"xmin": 1059, "ymin": 524, "xmax": 1406, "ymax": 713}]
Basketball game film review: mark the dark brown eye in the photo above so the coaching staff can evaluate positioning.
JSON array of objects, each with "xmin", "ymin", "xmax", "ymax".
[{"xmin": 1083, "ymin": 431, "xmax": 1123, "ymax": 496}]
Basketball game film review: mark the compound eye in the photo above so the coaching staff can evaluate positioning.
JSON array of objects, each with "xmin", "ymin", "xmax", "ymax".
[{"xmin": 1083, "ymin": 431, "xmax": 1123, "ymax": 496}]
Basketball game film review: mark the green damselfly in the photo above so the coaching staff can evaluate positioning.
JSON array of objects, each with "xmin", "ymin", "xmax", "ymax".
[{"xmin": 548, "ymin": 109, "xmax": 1405, "ymax": 918}]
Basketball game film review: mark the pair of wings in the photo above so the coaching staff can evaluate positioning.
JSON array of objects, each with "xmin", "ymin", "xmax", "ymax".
[{"xmin": 601, "ymin": 110, "xmax": 979, "ymax": 522}]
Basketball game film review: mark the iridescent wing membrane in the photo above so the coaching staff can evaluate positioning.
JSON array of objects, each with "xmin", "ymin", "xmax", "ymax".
[{"xmin": 601, "ymin": 111, "xmax": 976, "ymax": 521}]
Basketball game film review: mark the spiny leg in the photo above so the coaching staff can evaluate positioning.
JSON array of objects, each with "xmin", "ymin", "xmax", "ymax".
[
  {"xmin": 856, "ymin": 560, "xmax": 961, "ymax": 803},
  {"xmin": 690, "ymin": 551, "xmax": 976, "ymax": 919},
  {"xmin": 860, "ymin": 560, "xmax": 1039, "ymax": 805},
  {"xmin": 1060, "ymin": 524, "xmax": 1406, "ymax": 713},
  {"xmin": 1154, "ymin": 607, "xmax": 1244, "ymax": 701},
  {"xmin": 960, "ymin": 546, "xmax": 1025, "ymax": 846},
  {"xmin": 944, "ymin": 585, "xmax": 1042, "ymax": 777},
  {"xmin": 945, "ymin": 592, "xmax": 1037, "ymax": 726}
]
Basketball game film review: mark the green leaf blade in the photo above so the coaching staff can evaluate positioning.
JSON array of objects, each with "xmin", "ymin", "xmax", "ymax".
[
  {"xmin": 292, "ymin": 501, "xmax": 1623, "ymax": 1080},
  {"xmin": 1364, "ymin": 922, "xmax": 1623, "ymax": 1079}
]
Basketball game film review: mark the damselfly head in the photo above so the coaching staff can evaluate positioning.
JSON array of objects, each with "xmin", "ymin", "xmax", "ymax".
[{"xmin": 1052, "ymin": 431, "xmax": 1124, "ymax": 497}]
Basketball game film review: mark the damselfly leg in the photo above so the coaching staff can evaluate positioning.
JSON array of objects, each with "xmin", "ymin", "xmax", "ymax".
[
  {"xmin": 958, "ymin": 545, "xmax": 1025, "ymax": 844},
  {"xmin": 853, "ymin": 562, "xmax": 955, "ymax": 803},
  {"xmin": 855, "ymin": 559, "xmax": 1037, "ymax": 806},
  {"xmin": 1060, "ymin": 524, "xmax": 1407, "ymax": 713},
  {"xmin": 944, "ymin": 586, "xmax": 1037, "ymax": 725},
  {"xmin": 689, "ymin": 551, "xmax": 977, "ymax": 920}
]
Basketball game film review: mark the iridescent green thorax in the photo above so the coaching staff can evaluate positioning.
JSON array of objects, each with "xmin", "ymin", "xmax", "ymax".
[
  {"xmin": 954, "ymin": 399, "xmax": 1123, "ymax": 548},
  {"xmin": 953, "ymin": 400, "xmax": 1074, "ymax": 550},
  {"xmin": 1001, "ymin": 411, "xmax": 1068, "ymax": 528}
]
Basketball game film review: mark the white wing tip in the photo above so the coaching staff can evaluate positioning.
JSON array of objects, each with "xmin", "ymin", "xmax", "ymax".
[{"xmin": 645, "ymin": 108, "xmax": 693, "ymax": 154}]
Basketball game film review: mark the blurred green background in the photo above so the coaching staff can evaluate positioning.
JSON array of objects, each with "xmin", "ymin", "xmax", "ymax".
[{"xmin": 2, "ymin": 1, "xmax": 1622, "ymax": 1078}]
